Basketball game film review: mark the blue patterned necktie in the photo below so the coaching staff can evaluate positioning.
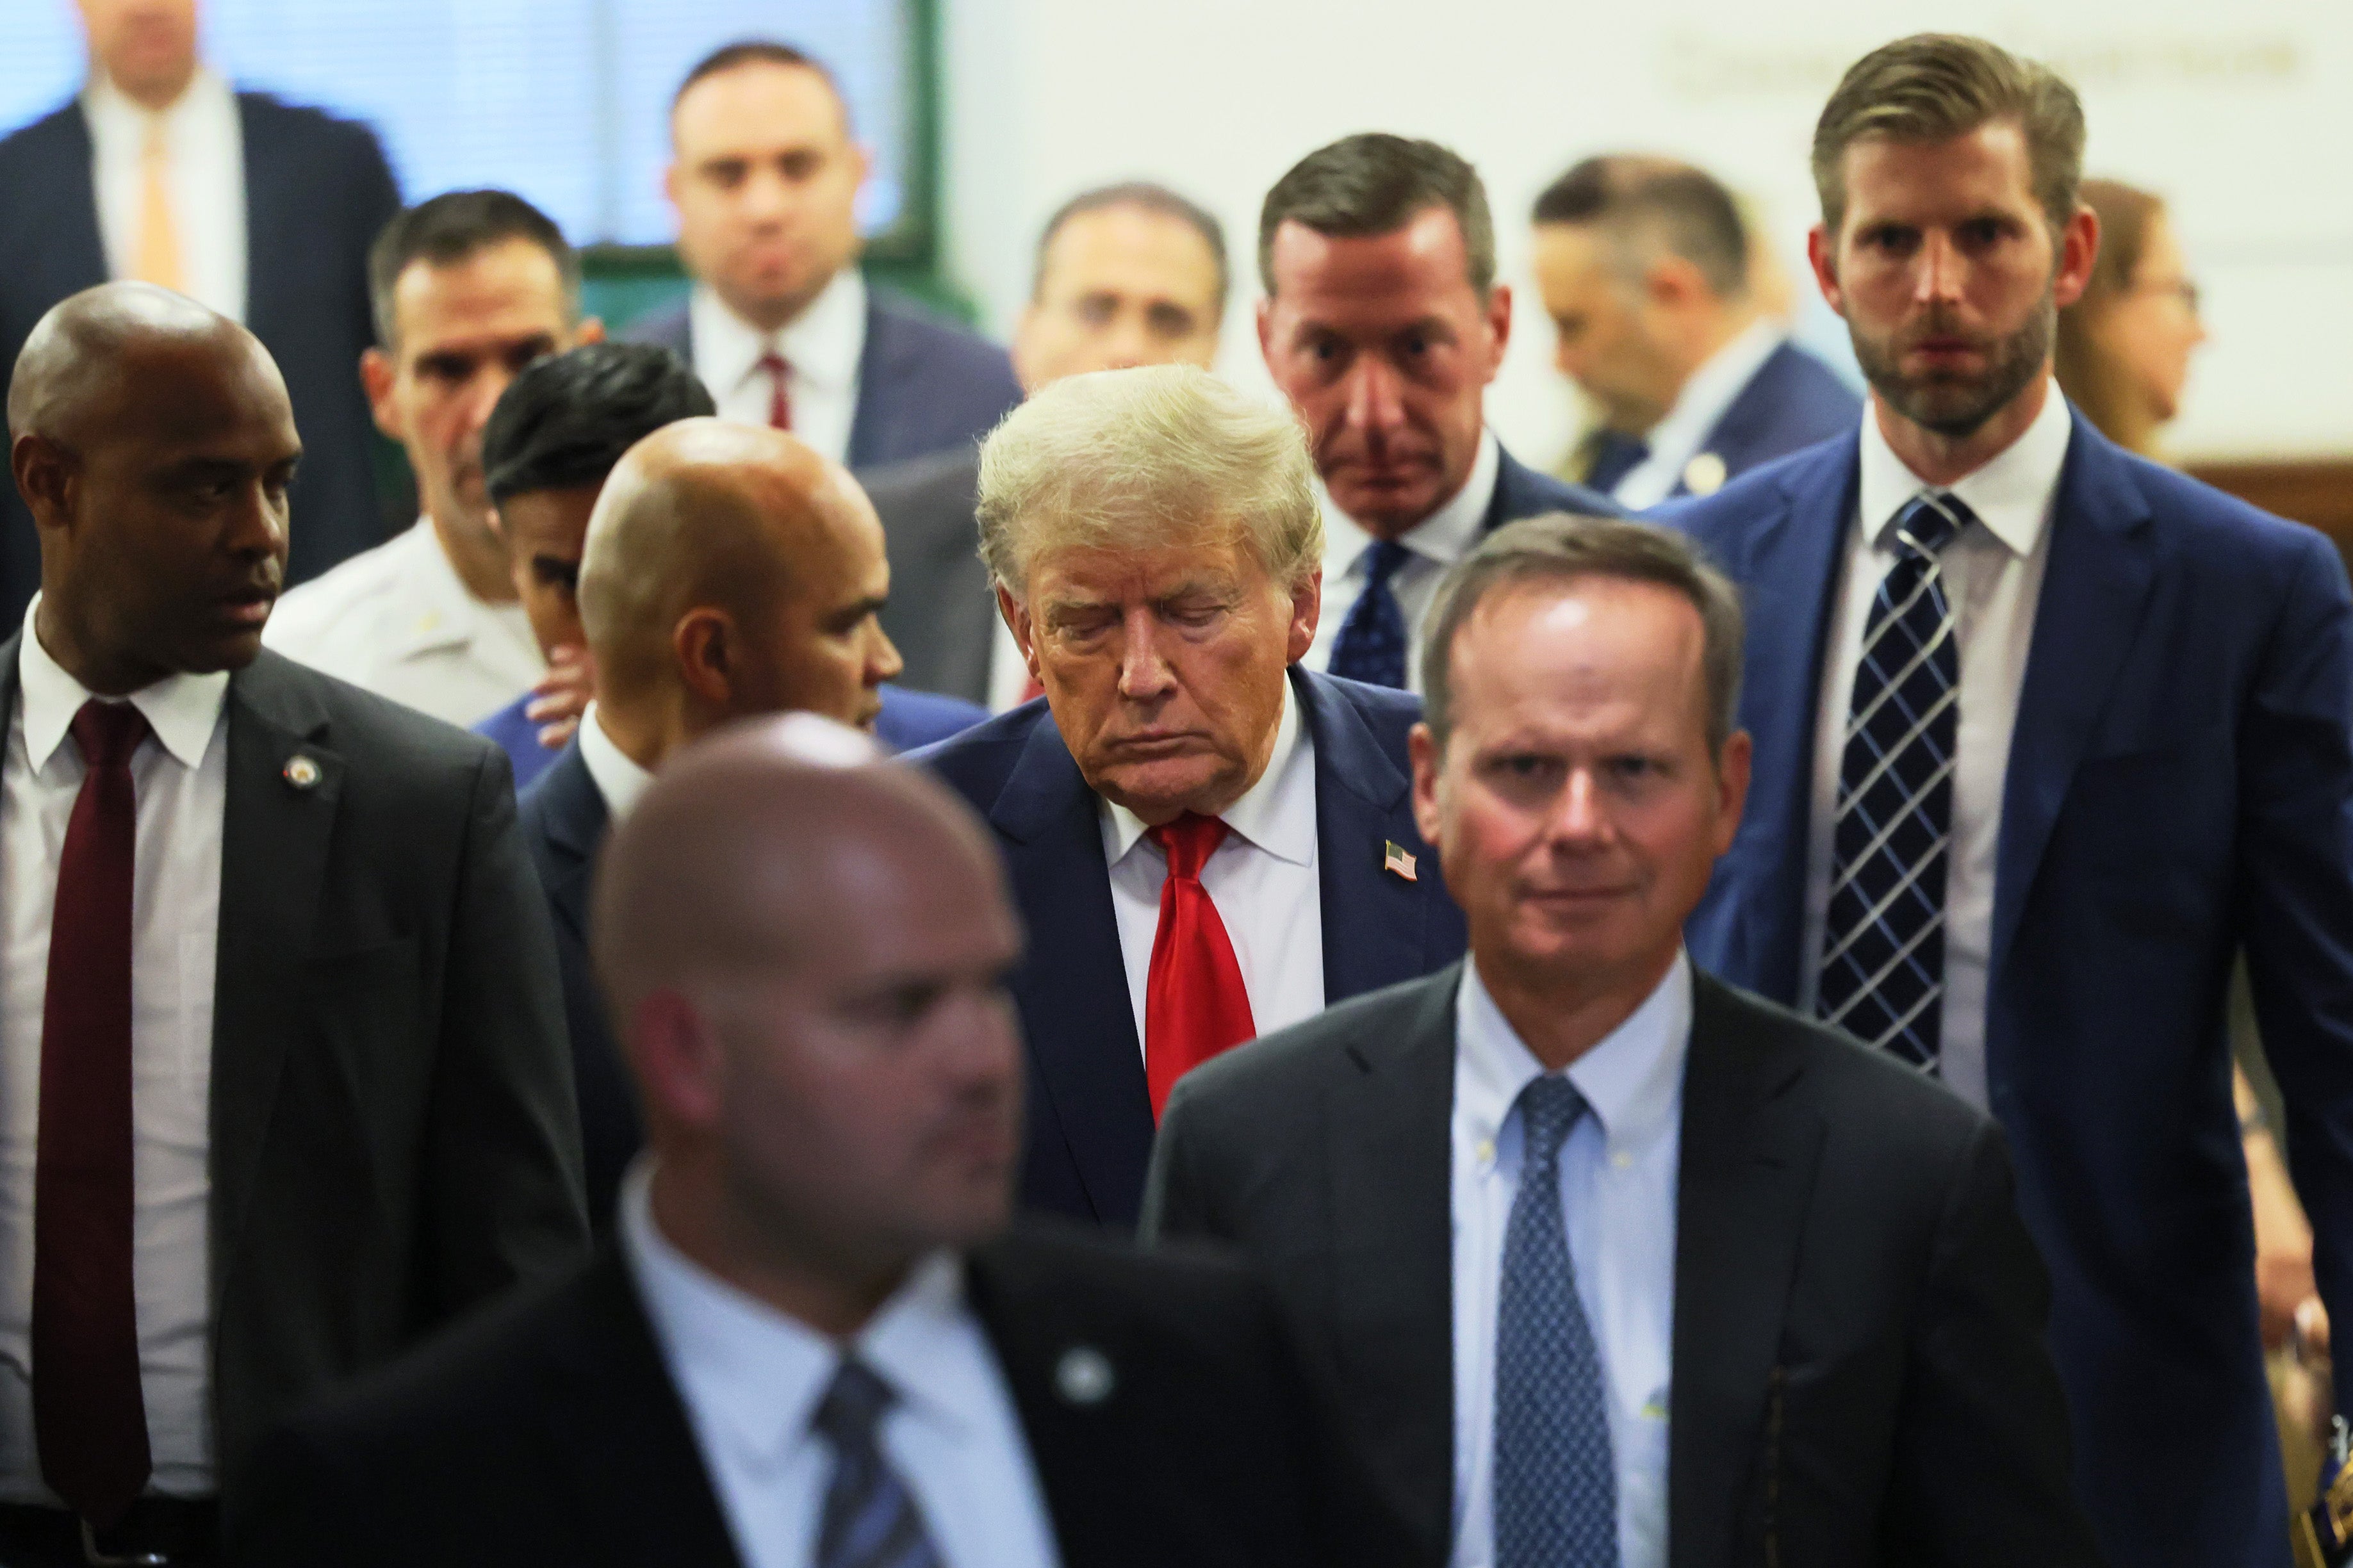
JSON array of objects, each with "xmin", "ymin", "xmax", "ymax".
[
  {"xmin": 812, "ymin": 1358, "xmax": 943, "ymax": 1568},
  {"xmin": 1817, "ymin": 491, "xmax": 1971, "ymax": 1071},
  {"xmin": 1584, "ymin": 430, "xmax": 1650, "ymax": 496},
  {"xmin": 1328, "ymin": 538, "xmax": 1413, "ymax": 689},
  {"xmin": 1494, "ymin": 1075, "xmax": 1619, "ymax": 1568}
]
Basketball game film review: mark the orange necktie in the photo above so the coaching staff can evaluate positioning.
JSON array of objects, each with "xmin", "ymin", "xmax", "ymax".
[
  {"xmin": 134, "ymin": 118, "xmax": 184, "ymax": 293},
  {"xmin": 1142, "ymin": 813, "xmax": 1256, "ymax": 1117}
]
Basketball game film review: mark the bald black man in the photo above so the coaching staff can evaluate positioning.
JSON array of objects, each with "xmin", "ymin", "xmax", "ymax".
[{"xmin": 0, "ymin": 282, "xmax": 586, "ymax": 1568}]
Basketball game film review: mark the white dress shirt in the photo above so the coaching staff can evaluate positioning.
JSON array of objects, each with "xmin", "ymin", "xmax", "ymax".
[
  {"xmin": 619, "ymin": 1166, "xmax": 1063, "ymax": 1568},
  {"xmin": 1798, "ymin": 386, "xmax": 2070, "ymax": 1110},
  {"xmin": 690, "ymin": 270, "xmax": 867, "ymax": 466},
  {"xmin": 1099, "ymin": 682, "xmax": 1324, "ymax": 1052},
  {"xmin": 1305, "ymin": 429, "xmax": 1500, "ymax": 694},
  {"xmin": 577, "ymin": 703, "xmax": 654, "ymax": 822},
  {"xmin": 1448, "ymin": 952, "xmax": 1687, "ymax": 1568},
  {"xmin": 264, "ymin": 518, "xmax": 544, "ymax": 729},
  {"xmin": 82, "ymin": 67, "xmax": 247, "ymax": 323},
  {"xmin": 1609, "ymin": 320, "xmax": 1785, "ymax": 509},
  {"xmin": 0, "ymin": 601, "xmax": 226, "ymax": 1502}
]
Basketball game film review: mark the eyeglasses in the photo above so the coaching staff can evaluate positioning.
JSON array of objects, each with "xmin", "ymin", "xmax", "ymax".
[{"xmin": 2128, "ymin": 277, "xmax": 2202, "ymax": 314}]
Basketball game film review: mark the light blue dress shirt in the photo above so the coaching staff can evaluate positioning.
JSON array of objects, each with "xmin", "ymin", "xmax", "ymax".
[{"xmin": 1448, "ymin": 952, "xmax": 1689, "ymax": 1568}]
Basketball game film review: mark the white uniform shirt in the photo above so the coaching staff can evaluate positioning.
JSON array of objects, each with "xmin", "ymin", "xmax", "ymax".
[
  {"xmin": 1305, "ymin": 429, "xmax": 1500, "ymax": 695},
  {"xmin": 264, "ymin": 518, "xmax": 543, "ymax": 730},
  {"xmin": 1448, "ymin": 953, "xmax": 1688, "ymax": 1568},
  {"xmin": 689, "ymin": 270, "xmax": 867, "ymax": 467},
  {"xmin": 1798, "ymin": 387, "xmax": 2071, "ymax": 1109},
  {"xmin": 1099, "ymin": 682, "xmax": 1324, "ymax": 1052},
  {"xmin": 1608, "ymin": 320, "xmax": 1785, "ymax": 509},
  {"xmin": 577, "ymin": 703, "xmax": 654, "ymax": 823},
  {"xmin": 620, "ymin": 1167, "xmax": 1063, "ymax": 1568},
  {"xmin": 82, "ymin": 67, "xmax": 248, "ymax": 323},
  {"xmin": 0, "ymin": 601, "xmax": 227, "ymax": 1501}
]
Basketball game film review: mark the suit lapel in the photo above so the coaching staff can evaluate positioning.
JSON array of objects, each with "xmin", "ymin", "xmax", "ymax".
[
  {"xmin": 1323, "ymin": 966, "xmax": 1457, "ymax": 1551},
  {"xmin": 1666, "ymin": 975, "xmax": 1825, "ymax": 1568},
  {"xmin": 236, "ymin": 95, "xmax": 290, "ymax": 320},
  {"xmin": 27, "ymin": 105, "xmax": 108, "ymax": 300},
  {"xmin": 846, "ymin": 294, "xmax": 900, "ymax": 468},
  {"xmin": 531, "ymin": 742, "xmax": 609, "ymax": 944},
  {"xmin": 990, "ymin": 715, "xmax": 1154, "ymax": 1221},
  {"xmin": 1299, "ymin": 669, "xmax": 1430, "ymax": 1002},
  {"xmin": 209, "ymin": 655, "xmax": 345, "ymax": 1306},
  {"xmin": 1990, "ymin": 417, "xmax": 2156, "ymax": 972}
]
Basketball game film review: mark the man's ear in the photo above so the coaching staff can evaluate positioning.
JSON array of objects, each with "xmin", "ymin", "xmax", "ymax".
[
  {"xmin": 10, "ymin": 432, "xmax": 76, "ymax": 534},
  {"xmin": 673, "ymin": 607, "xmax": 735, "ymax": 709},
  {"xmin": 1806, "ymin": 225, "xmax": 1845, "ymax": 317},
  {"xmin": 575, "ymin": 316, "xmax": 608, "ymax": 348},
  {"xmin": 359, "ymin": 347, "xmax": 402, "ymax": 441},
  {"xmin": 1409, "ymin": 721, "xmax": 1445, "ymax": 849},
  {"xmin": 1286, "ymin": 568, "xmax": 1322, "ymax": 666}
]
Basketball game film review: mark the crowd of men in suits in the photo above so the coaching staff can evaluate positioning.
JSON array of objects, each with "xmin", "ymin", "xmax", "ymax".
[{"xmin": 1, "ymin": 8, "xmax": 2350, "ymax": 1568}]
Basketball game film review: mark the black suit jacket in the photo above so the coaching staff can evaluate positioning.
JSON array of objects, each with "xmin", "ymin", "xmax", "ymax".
[
  {"xmin": 912, "ymin": 669, "xmax": 1468, "ymax": 1228},
  {"xmin": 227, "ymin": 1226, "xmax": 1411, "ymax": 1568},
  {"xmin": 515, "ymin": 739, "xmax": 637, "ymax": 1236},
  {"xmin": 626, "ymin": 286, "xmax": 1022, "ymax": 470},
  {"xmin": 0, "ymin": 94, "xmax": 402, "ymax": 621},
  {"xmin": 0, "ymin": 641, "xmax": 589, "ymax": 1498},
  {"xmin": 1142, "ymin": 965, "xmax": 2099, "ymax": 1568}
]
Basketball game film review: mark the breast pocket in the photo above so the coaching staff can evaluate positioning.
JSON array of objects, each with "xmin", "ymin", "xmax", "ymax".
[{"xmin": 2055, "ymin": 729, "xmax": 2234, "ymax": 891}]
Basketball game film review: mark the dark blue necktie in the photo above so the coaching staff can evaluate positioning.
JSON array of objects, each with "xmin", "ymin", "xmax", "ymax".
[
  {"xmin": 1328, "ymin": 539, "xmax": 1412, "ymax": 689},
  {"xmin": 1818, "ymin": 492, "xmax": 1971, "ymax": 1071},
  {"xmin": 1584, "ymin": 430, "xmax": 1650, "ymax": 496},
  {"xmin": 1494, "ymin": 1075, "xmax": 1619, "ymax": 1568},
  {"xmin": 812, "ymin": 1358, "xmax": 943, "ymax": 1568}
]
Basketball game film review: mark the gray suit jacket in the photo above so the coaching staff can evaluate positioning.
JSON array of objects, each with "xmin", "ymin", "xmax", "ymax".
[
  {"xmin": 862, "ymin": 445, "xmax": 992, "ymax": 703},
  {"xmin": 0, "ymin": 641, "xmax": 590, "ymax": 1501},
  {"xmin": 1143, "ymin": 965, "xmax": 2098, "ymax": 1568}
]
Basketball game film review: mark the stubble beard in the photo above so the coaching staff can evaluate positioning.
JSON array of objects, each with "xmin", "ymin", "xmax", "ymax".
[{"xmin": 1853, "ymin": 284, "xmax": 2056, "ymax": 441}]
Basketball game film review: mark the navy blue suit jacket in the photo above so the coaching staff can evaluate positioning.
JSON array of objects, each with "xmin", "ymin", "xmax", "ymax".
[
  {"xmin": 1668, "ymin": 414, "xmax": 2353, "ymax": 1568},
  {"xmin": 1669, "ymin": 341, "xmax": 1859, "ymax": 500},
  {"xmin": 0, "ymin": 93, "xmax": 401, "ymax": 624},
  {"xmin": 913, "ymin": 669, "xmax": 1468, "ymax": 1227},
  {"xmin": 1486, "ymin": 441, "xmax": 1623, "ymax": 528},
  {"xmin": 627, "ymin": 286, "xmax": 1021, "ymax": 470}
]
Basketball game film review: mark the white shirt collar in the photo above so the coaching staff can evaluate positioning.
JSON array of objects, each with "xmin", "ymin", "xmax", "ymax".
[
  {"xmin": 689, "ymin": 268, "xmax": 868, "ymax": 406},
  {"xmin": 619, "ymin": 1163, "xmax": 983, "ymax": 1468},
  {"xmin": 1632, "ymin": 319, "xmax": 1784, "ymax": 477},
  {"xmin": 1320, "ymin": 427, "xmax": 1500, "ymax": 587},
  {"xmin": 1101, "ymin": 675, "xmax": 1314, "ymax": 868},
  {"xmin": 1454, "ymin": 949, "xmax": 1692, "ymax": 1160},
  {"xmin": 15, "ymin": 594, "xmax": 227, "ymax": 772},
  {"xmin": 1857, "ymin": 380, "xmax": 2073, "ymax": 560},
  {"xmin": 81, "ymin": 63, "xmax": 233, "ymax": 145},
  {"xmin": 577, "ymin": 702, "xmax": 655, "ymax": 822}
]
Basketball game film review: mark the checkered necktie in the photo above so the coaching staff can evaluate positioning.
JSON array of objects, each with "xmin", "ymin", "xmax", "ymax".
[
  {"xmin": 812, "ymin": 1358, "xmax": 942, "ymax": 1568},
  {"xmin": 1328, "ymin": 539, "xmax": 1412, "ymax": 689},
  {"xmin": 1494, "ymin": 1075, "xmax": 1619, "ymax": 1568},
  {"xmin": 1818, "ymin": 491, "xmax": 1969, "ymax": 1070}
]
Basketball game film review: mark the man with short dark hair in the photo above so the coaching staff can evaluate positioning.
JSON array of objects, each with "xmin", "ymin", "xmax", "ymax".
[
  {"xmin": 626, "ymin": 40, "xmax": 1019, "ymax": 471},
  {"xmin": 864, "ymin": 178, "xmax": 1232, "ymax": 707},
  {"xmin": 263, "ymin": 190, "xmax": 604, "ymax": 728},
  {"xmin": 1147, "ymin": 512, "xmax": 2098, "ymax": 1568},
  {"xmin": 0, "ymin": 282, "xmax": 584, "ymax": 1566},
  {"xmin": 1530, "ymin": 156, "xmax": 1857, "ymax": 506},
  {"xmin": 1669, "ymin": 33, "xmax": 2353, "ymax": 1564},
  {"xmin": 0, "ymin": 0, "xmax": 402, "ymax": 626},
  {"xmin": 1257, "ymin": 134, "xmax": 1621, "ymax": 697}
]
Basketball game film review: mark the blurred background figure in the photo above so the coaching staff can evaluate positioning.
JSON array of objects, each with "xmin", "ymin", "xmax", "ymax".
[
  {"xmin": 1532, "ymin": 154, "xmax": 1857, "ymax": 507},
  {"xmin": 627, "ymin": 41, "xmax": 1019, "ymax": 472},
  {"xmin": 0, "ymin": 0, "xmax": 400, "ymax": 626},
  {"xmin": 2054, "ymin": 177, "xmax": 2208, "ymax": 461},
  {"xmin": 864, "ymin": 179, "xmax": 1230, "ymax": 710},
  {"xmin": 263, "ymin": 190, "xmax": 602, "ymax": 728}
]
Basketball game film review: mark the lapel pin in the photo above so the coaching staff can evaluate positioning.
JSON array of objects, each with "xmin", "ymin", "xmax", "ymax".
[
  {"xmin": 283, "ymin": 754, "xmax": 322, "ymax": 790},
  {"xmin": 1682, "ymin": 451, "xmax": 1728, "ymax": 498},
  {"xmin": 1383, "ymin": 840, "xmax": 1418, "ymax": 882},
  {"xmin": 1054, "ymin": 1344, "xmax": 1115, "ymax": 1407}
]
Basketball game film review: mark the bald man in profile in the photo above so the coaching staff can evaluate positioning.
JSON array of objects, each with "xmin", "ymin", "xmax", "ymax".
[
  {"xmin": 233, "ymin": 717, "xmax": 1408, "ymax": 1568},
  {"xmin": 0, "ymin": 282, "xmax": 584, "ymax": 1566},
  {"xmin": 521, "ymin": 416, "xmax": 920, "ymax": 1231}
]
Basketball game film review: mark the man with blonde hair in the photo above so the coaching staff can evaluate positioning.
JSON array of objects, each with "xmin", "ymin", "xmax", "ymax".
[{"xmin": 915, "ymin": 364, "xmax": 1466, "ymax": 1227}]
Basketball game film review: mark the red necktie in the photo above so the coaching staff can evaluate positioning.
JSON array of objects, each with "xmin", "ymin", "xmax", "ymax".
[
  {"xmin": 1143, "ymin": 813, "xmax": 1256, "ymax": 1118},
  {"xmin": 35, "ymin": 700, "xmax": 152, "ymax": 1527},
  {"xmin": 755, "ymin": 351, "xmax": 793, "ymax": 431}
]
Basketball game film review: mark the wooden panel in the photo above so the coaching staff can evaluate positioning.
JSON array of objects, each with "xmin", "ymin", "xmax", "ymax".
[{"xmin": 2183, "ymin": 459, "xmax": 2353, "ymax": 567}]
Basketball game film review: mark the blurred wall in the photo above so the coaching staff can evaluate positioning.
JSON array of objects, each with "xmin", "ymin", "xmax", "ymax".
[{"xmin": 938, "ymin": 0, "xmax": 2352, "ymax": 467}]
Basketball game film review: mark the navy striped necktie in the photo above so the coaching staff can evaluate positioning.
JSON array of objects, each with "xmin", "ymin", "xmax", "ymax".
[
  {"xmin": 812, "ymin": 1357, "xmax": 942, "ymax": 1568},
  {"xmin": 1818, "ymin": 491, "xmax": 1971, "ymax": 1070}
]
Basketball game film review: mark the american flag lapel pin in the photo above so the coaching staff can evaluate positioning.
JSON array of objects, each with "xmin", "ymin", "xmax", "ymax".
[{"xmin": 1383, "ymin": 840, "xmax": 1418, "ymax": 881}]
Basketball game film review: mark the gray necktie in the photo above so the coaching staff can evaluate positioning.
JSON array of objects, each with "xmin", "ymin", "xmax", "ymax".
[
  {"xmin": 812, "ymin": 1357, "xmax": 944, "ymax": 1568},
  {"xmin": 1493, "ymin": 1074, "xmax": 1620, "ymax": 1568}
]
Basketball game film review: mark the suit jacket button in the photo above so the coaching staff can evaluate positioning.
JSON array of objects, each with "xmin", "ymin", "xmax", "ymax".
[
  {"xmin": 284, "ymin": 754, "xmax": 322, "ymax": 790},
  {"xmin": 1054, "ymin": 1345, "xmax": 1115, "ymax": 1406}
]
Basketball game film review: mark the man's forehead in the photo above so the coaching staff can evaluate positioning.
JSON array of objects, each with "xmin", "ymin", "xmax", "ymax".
[
  {"xmin": 1045, "ymin": 208, "xmax": 1218, "ymax": 298},
  {"xmin": 674, "ymin": 63, "xmax": 849, "ymax": 158},
  {"xmin": 1838, "ymin": 122, "xmax": 2040, "ymax": 222},
  {"xmin": 1035, "ymin": 535, "xmax": 1248, "ymax": 596},
  {"xmin": 1271, "ymin": 208, "xmax": 1472, "ymax": 304},
  {"xmin": 393, "ymin": 247, "xmax": 569, "ymax": 349},
  {"xmin": 83, "ymin": 338, "xmax": 295, "ymax": 452}
]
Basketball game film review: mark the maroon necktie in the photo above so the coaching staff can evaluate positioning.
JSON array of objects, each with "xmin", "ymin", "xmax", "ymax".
[
  {"xmin": 755, "ymin": 351, "xmax": 794, "ymax": 431},
  {"xmin": 33, "ymin": 699, "xmax": 152, "ymax": 1527},
  {"xmin": 1142, "ymin": 813, "xmax": 1256, "ymax": 1118}
]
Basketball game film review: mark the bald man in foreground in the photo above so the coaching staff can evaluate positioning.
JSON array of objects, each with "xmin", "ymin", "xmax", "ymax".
[
  {"xmin": 231, "ymin": 719, "xmax": 1411, "ymax": 1568},
  {"xmin": 523, "ymin": 416, "xmax": 936, "ymax": 1230},
  {"xmin": 0, "ymin": 282, "xmax": 584, "ymax": 1565}
]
